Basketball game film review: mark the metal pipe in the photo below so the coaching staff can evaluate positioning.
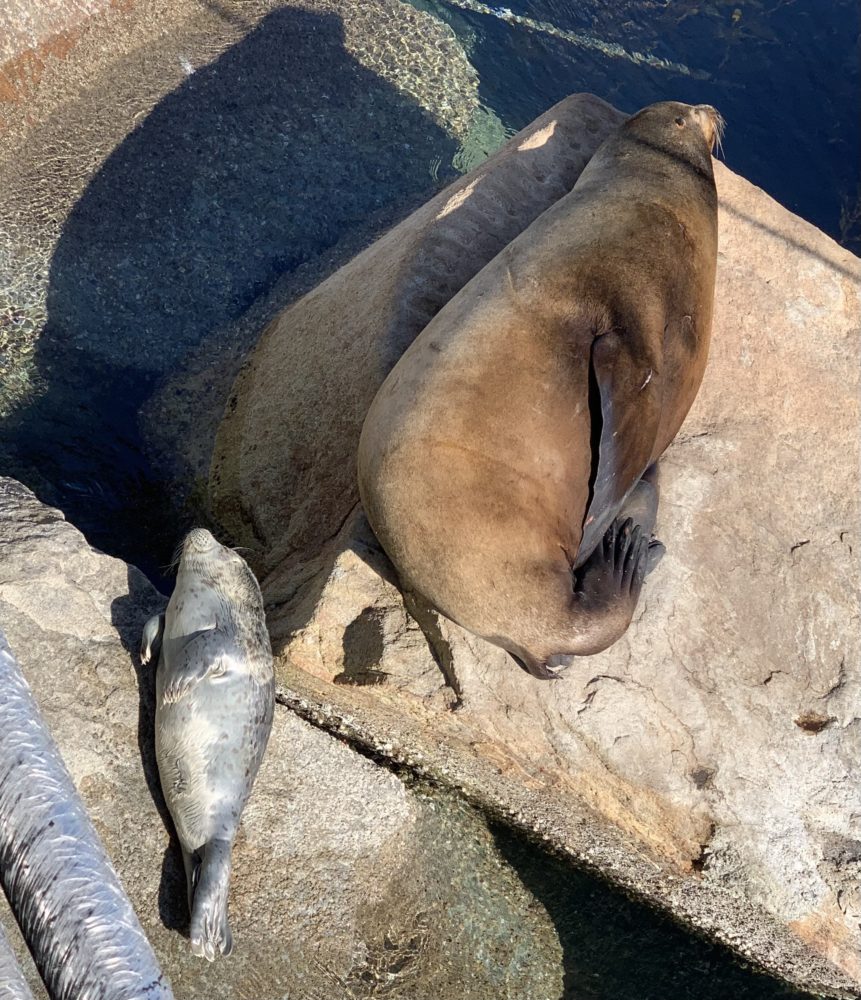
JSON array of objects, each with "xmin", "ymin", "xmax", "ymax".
[
  {"xmin": 0, "ymin": 919, "xmax": 35, "ymax": 1000},
  {"xmin": 0, "ymin": 628, "xmax": 173, "ymax": 1000}
]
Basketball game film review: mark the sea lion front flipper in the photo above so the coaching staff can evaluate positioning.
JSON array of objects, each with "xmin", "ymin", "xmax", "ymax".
[
  {"xmin": 578, "ymin": 329, "xmax": 662, "ymax": 565},
  {"xmin": 140, "ymin": 613, "xmax": 165, "ymax": 665},
  {"xmin": 577, "ymin": 516, "xmax": 649, "ymax": 614}
]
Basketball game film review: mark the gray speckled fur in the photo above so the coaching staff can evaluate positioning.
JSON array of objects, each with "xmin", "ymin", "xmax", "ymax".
[{"xmin": 141, "ymin": 529, "xmax": 274, "ymax": 961}]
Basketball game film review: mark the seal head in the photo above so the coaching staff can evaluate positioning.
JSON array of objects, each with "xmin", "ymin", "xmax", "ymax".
[{"xmin": 140, "ymin": 528, "xmax": 274, "ymax": 959}]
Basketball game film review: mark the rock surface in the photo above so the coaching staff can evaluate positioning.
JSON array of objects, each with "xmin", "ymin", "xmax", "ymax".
[
  {"xmin": 218, "ymin": 125, "xmax": 861, "ymax": 995},
  {"xmin": 209, "ymin": 92, "xmax": 625, "ymax": 572},
  {"xmin": 0, "ymin": 477, "xmax": 581, "ymax": 999}
]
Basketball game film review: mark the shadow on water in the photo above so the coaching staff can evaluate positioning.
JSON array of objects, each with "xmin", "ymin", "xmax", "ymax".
[
  {"xmin": 110, "ymin": 569, "xmax": 187, "ymax": 936},
  {"xmin": 491, "ymin": 821, "xmax": 815, "ymax": 1000},
  {"xmin": 0, "ymin": 5, "xmax": 457, "ymax": 588}
]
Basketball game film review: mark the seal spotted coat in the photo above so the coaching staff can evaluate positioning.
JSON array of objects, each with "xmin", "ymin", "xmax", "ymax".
[
  {"xmin": 140, "ymin": 528, "xmax": 274, "ymax": 960},
  {"xmin": 358, "ymin": 101, "xmax": 722, "ymax": 678}
]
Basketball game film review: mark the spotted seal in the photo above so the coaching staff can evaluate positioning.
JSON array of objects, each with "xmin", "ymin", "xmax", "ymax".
[
  {"xmin": 358, "ymin": 101, "xmax": 722, "ymax": 678},
  {"xmin": 140, "ymin": 528, "xmax": 274, "ymax": 959}
]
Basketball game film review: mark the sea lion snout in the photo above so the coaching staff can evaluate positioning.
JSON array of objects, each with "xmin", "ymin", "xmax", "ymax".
[{"xmin": 691, "ymin": 104, "xmax": 725, "ymax": 152}]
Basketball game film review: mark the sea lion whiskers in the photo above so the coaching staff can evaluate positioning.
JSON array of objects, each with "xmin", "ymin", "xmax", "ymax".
[{"xmin": 710, "ymin": 109, "xmax": 726, "ymax": 159}]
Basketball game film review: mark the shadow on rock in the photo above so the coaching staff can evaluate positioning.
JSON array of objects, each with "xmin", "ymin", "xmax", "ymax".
[
  {"xmin": 491, "ymin": 822, "xmax": 812, "ymax": 1000},
  {"xmin": 0, "ymin": 4, "xmax": 457, "ymax": 588},
  {"xmin": 110, "ymin": 566, "xmax": 187, "ymax": 935}
]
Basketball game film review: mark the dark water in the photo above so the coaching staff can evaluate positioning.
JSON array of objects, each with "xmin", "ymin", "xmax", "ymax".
[
  {"xmin": 491, "ymin": 819, "xmax": 815, "ymax": 1000},
  {"xmin": 411, "ymin": 0, "xmax": 860, "ymax": 250}
]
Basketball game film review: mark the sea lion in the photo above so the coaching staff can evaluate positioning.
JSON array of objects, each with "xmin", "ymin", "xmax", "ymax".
[
  {"xmin": 357, "ymin": 101, "xmax": 721, "ymax": 679},
  {"xmin": 209, "ymin": 94, "xmax": 625, "ymax": 572},
  {"xmin": 140, "ymin": 528, "xmax": 274, "ymax": 959}
]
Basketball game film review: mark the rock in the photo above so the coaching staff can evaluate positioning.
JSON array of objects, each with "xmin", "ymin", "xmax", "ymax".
[
  {"xmin": 209, "ymin": 91, "xmax": 624, "ymax": 570},
  {"xmin": 0, "ymin": 476, "xmax": 582, "ymax": 999},
  {"xmin": 234, "ymin": 154, "xmax": 860, "ymax": 997}
]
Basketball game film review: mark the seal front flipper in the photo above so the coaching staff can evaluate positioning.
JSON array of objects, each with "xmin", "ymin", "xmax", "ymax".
[
  {"xmin": 578, "ymin": 328, "xmax": 662, "ymax": 566},
  {"xmin": 162, "ymin": 631, "xmax": 237, "ymax": 705},
  {"xmin": 140, "ymin": 613, "xmax": 165, "ymax": 665}
]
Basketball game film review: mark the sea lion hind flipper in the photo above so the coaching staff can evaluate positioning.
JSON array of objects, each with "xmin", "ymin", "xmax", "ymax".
[
  {"xmin": 646, "ymin": 539, "xmax": 666, "ymax": 574},
  {"xmin": 610, "ymin": 464, "xmax": 665, "ymax": 576},
  {"xmin": 576, "ymin": 516, "xmax": 648, "ymax": 611},
  {"xmin": 140, "ymin": 613, "xmax": 165, "ymax": 665},
  {"xmin": 519, "ymin": 516, "xmax": 650, "ymax": 679},
  {"xmin": 554, "ymin": 516, "xmax": 649, "ymax": 661},
  {"xmin": 189, "ymin": 838, "xmax": 233, "ymax": 961},
  {"xmin": 578, "ymin": 329, "xmax": 662, "ymax": 564}
]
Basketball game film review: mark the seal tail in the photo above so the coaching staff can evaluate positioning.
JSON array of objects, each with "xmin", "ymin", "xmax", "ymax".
[{"xmin": 189, "ymin": 838, "xmax": 234, "ymax": 961}]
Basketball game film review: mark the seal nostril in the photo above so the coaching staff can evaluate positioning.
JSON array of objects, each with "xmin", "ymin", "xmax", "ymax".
[{"xmin": 186, "ymin": 527, "xmax": 217, "ymax": 552}]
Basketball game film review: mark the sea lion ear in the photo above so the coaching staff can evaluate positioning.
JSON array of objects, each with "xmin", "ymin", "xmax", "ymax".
[{"xmin": 577, "ymin": 328, "xmax": 662, "ymax": 563}]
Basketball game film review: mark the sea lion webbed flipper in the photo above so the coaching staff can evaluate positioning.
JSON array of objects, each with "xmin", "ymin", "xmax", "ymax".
[
  {"xmin": 578, "ymin": 328, "xmax": 662, "ymax": 566},
  {"xmin": 516, "ymin": 515, "xmax": 649, "ymax": 680}
]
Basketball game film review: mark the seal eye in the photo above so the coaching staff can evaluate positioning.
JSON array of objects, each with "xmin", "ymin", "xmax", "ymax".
[{"xmin": 674, "ymin": 116, "xmax": 686, "ymax": 127}]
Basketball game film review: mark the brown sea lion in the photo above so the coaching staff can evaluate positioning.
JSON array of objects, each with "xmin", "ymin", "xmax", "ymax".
[
  {"xmin": 357, "ymin": 101, "xmax": 722, "ymax": 678},
  {"xmin": 209, "ymin": 95, "xmax": 625, "ymax": 573}
]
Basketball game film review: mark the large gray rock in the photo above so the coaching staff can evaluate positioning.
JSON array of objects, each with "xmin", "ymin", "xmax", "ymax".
[
  {"xmin": 0, "ymin": 477, "xmax": 572, "ymax": 999},
  {"xmin": 234, "ymin": 154, "xmax": 860, "ymax": 997}
]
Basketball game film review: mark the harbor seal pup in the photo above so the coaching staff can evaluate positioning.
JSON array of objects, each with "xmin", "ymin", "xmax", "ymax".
[
  {"xmin": 358, "ymin": 101, "xmax": 722, "ymax": 679},
  {"xmin": 140, "ymin": 528, "xmax": 274, "ymax": 959}
]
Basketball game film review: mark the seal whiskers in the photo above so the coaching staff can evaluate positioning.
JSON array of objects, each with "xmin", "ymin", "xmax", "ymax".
[{"xmin": 140, "ymin": 527, "xmax": 274, "ymax": 960}]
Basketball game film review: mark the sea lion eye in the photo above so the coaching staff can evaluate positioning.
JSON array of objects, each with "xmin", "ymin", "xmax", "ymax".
[{"xmin": 674, "ymin": 116, "xmax": 686, "ymax": 127}]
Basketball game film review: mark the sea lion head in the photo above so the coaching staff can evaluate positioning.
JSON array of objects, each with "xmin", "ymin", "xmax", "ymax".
[{"xmin": 622, "ymin": 101, "xmax": 725, "ymax": 176}]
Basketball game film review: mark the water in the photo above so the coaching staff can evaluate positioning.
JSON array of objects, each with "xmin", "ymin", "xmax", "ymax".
[
  {"xmin": 411, "ymin": 0, "xmax": 860, "ymax": 249},
  {"xmin": 353, "ymin": 780, "xmax": 817, "ymax": 1000}
]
